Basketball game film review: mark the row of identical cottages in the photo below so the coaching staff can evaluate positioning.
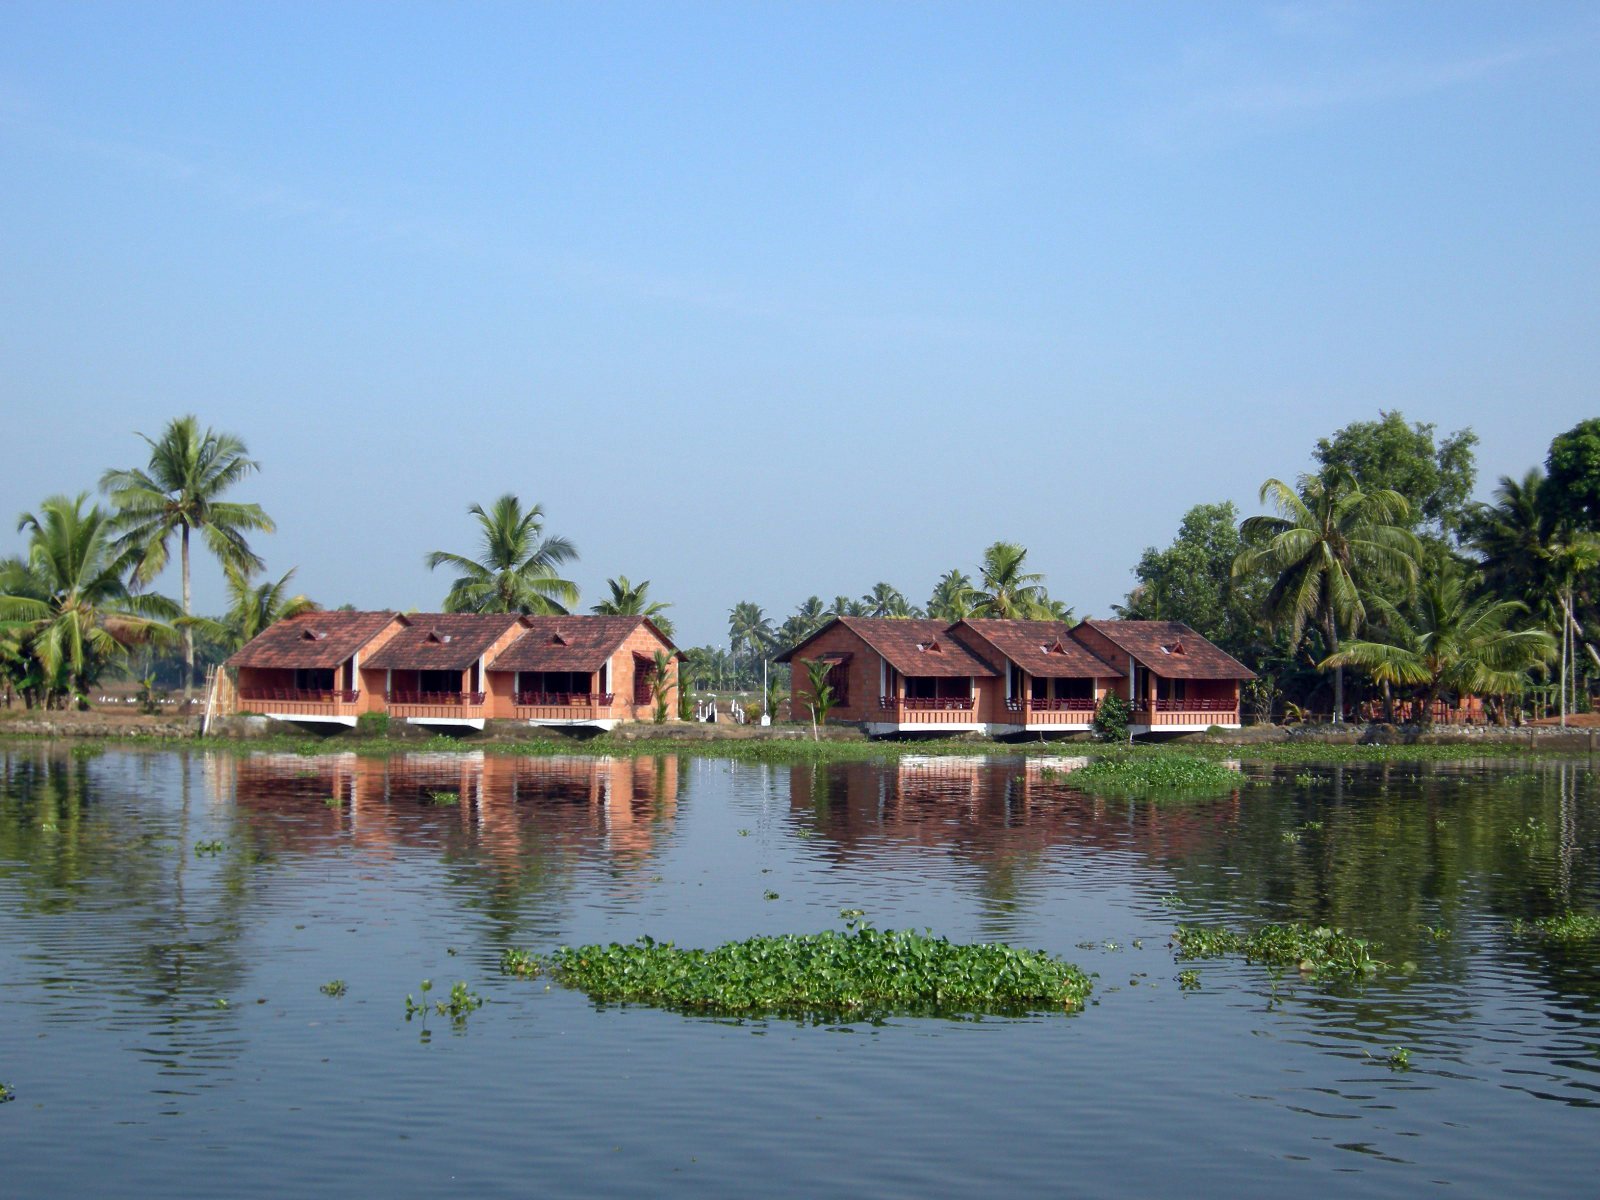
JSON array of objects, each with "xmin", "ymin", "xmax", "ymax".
[
  {"xmin": 226, "ymin": 610, "xmax": 1252, "ymax": 738},
  {"xmin": 777, "ymin": 617, "xmax": 1254, "ymax": 737},
  {"xmin": 228, "ymin": 611, "xmax": 679, "ymax": 731}
]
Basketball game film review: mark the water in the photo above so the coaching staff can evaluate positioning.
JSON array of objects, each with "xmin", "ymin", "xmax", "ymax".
[{"xmin": 1, "ymin": 748, "xmax": 1597, "ymax": 1197}]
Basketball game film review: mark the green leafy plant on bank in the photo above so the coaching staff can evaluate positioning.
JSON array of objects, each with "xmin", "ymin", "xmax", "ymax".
[
  {"xmin": 500, "ymin": 925, "xmax": 1092, "ymax": 1020},
  {"xmin": 1092, "ymin": 693, "xmax": 1129, "ymax": 743},
  {"xmin": 1172, "ymin": 922, "xmax": 1384, "ymax": 978}
]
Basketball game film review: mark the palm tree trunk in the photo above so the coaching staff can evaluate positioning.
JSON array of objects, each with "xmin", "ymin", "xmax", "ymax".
[
  {"xmin": 182, "ymin": 522, "xmax": 194, "ymax": 702},
  {"xmin": 1325, "ymin": 611, "xmax": 1343, "ymax": 724}
]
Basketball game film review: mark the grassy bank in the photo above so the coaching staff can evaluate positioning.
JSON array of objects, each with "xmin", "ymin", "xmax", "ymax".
[{"xmin": 0, "ymin": 725, "xmax": 1585, "ymax": 766}]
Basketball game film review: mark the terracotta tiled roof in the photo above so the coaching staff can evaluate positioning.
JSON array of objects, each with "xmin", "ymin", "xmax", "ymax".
[
  {"xmin": 778, "ymin": 617, "xmax": 997, "ymax": 679},
  {"xmin": 1076, "ymin": 620, "xmax": 1255, "ymax": 680},
  {"xmin": 227, "ymin": 611, "xmax": 405, "ymax": 670},
  {"xmin": 364, "ymin": 613, "xmax": 528, "ymax": 671},
  {"xmin": 488, "ymin": 616, "xmax": 677, "ymax": 672},
  {"xmin": 954, "ymin": 620, "xmax": 1121, "ymax": 678}
]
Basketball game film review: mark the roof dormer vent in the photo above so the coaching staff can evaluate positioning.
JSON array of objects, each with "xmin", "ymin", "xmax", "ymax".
[
  {"xmin": 425, "ymin": 629, "xmax": 453, "ymax": 645},
  {"xmin": 549, "ymin": 631, "xmax": 568, "ymax": 646},
  {"xmin": 300, "ymin": 628, "xmax": 325, "ymax": 641}
]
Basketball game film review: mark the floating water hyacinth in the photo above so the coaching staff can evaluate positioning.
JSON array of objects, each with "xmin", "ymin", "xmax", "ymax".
[
  {"xmin": 1172, "ymin": 923, "xmax": 1383, "ymax": 978},
  {"xmin": 501, "ymin": 925, "xmax": 1092, "ymax": 1020}
]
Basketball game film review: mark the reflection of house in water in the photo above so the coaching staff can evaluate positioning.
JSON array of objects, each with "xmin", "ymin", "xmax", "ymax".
[
  {"xmin": 224, "ymin": 752, "xmax": 678, "ymax": 870},
  {"xmin": 789, "ymin": 759, "xmax": 1244, "ymax": 900}
]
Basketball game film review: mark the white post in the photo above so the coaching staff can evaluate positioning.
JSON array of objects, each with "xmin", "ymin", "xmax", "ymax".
[{"xmin": 761, "ymin": 658, "xmax": 771, "ymax": 725}]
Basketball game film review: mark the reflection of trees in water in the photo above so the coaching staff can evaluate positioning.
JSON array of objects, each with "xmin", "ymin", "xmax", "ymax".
[
  {"xmin": 0, "ymin": 747, "xmax": 254, "ymax": 1073},
  {"xmin": 225, "ymin": 751, "xmax": 680, "ymax": 942}
]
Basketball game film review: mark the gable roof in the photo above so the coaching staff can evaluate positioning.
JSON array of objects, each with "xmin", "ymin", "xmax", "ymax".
[
  {"xmin": 228, "ymin": 611, "xmax": 405, "ymax": 670},
  {"xmin": 954, "ymin": 619, "xmax": 1121, "ymax": 678},
  {"xmin": 777, "ymin": 617, "xmax": 997, "ymax": 678},
  {"xmin": 1075, "ymin": 620, "xmax": 1255, "ymax": 680},
  {"xmin": 364, "ymin": 613, "xmax": 528, "ymax": 671},
  {"xmin": 488, "ymin": 616, "xmax": 678, "ymax": 672}
]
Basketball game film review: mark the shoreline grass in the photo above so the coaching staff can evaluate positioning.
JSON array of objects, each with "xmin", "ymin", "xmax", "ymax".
[{"xmin": 0, "ymin": 727, "xmax": 1581, "ymax": 766}]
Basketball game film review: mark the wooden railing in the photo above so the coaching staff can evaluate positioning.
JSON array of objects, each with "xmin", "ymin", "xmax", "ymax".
[
  {"xmin": 514, "ymin": 692, "xmax": 617, "ymax": 721},
  {"xmin": 1005, "ymin": 697, "xmax": 1095, "ymax": 723},
  {"xmin": 1129, "ymin": 698, "xmax": 1239, "ymax": 725},
  {"xmin": 877, "ymin": 696, "xmax": 979, "ymax": 724},
  {"xmin": 241, "ymin": 688, "xmax": 360, "ymax": 704},
  {"xmin": 515, "ymin": 692, "xmax": 615, "ymax": 707},
  {"xmin": 238, "ymin": 687, "xmax": 361, "ymax": 718},
  {"xmin": 388, "ymin": 691, "xmax": 486, "ymax": 719}
]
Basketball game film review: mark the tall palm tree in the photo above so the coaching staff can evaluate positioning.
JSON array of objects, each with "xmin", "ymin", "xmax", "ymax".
[
  {"xmin": 727, "ymin": 601, "xmax": 775, "ymax": 674},
  {"xmin": 100, "ymin": 416, "xmax": 273, "ymax": 698},
  {"xmin": 1320, "ymin": 561, "xmax": 1555, "ymax": 726},
  {"xmin": 926, "ymin": 569, "xmax": 976, "ymax": 622},
  {"xmin": 1467, "ymin": 469, "xmax": 1553, "ymax": 606},
  {"xmin": 778, "ymin": 596, "xmax": 828, "ymax": 651},
  {"xmin": 860, "ymin": 582, "xmax": 913, "ymax": 618},
  {"xmin": 591, "ymin": 575, "xmax": 675, "ymax": 639},
  {"xmin": 826, "ymin": 595, "xmax": 866, "ymax": 618},
  {"xmin": 186, "ymin": 564, "xmax": 317, "ymax": 652},
  {"xmin": 973, "ymin": 542, "xmax": 1047, "ymax": 618},
  {"xmin": 1234, "ymin": 469, "xmax": 1421, "ymax": 722},
  {"xmin": 0, "ymin": 494, "xmax": 176, "ymax": 704},
  {"xmin": 426, "ymin": 494, "xmax": 578, "ymax": 615}
]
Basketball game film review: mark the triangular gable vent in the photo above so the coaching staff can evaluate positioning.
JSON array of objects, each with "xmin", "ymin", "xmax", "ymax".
[
  {"xmin": 1161, "ymin": 640, "xmax": 1186, "ymax": 656},
  {"xmin": 425, "ymin": 629, "xmax": 453, "ymax": 645},
  {"xmin": 1044, "ymin": 637, "xmax": 1071, "ymax": 655},
  {"xmin": 300, "ymin": 628, "xmax": 325, "ymax": 641},
  {"xmin": 917, "ymin": 638, "xmax": 942, "ymax": 653},
  {"xmin": 548, "ymin": 631, "xmax": 569, "ymax": 646}
]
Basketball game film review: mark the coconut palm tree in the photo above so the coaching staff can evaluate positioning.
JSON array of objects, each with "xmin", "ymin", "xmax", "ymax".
[
  {"xmin": 1467, "ymin": 470, "xmax": 1554, "ymax": 607},
  {"xmin": 1234, "ymin": 469, "xmax": 1421, "ymax": 722},
  {"xmin": 826, "ymin": 595, "xmax": 866, "ymax": 618},
  {"xmin": 180, "ymin": 564, "xmax": 318, "ymax": 653},
  {"xmin": 973, "ymin": 542, "xmax": 1047, "ymax": 619},
  {"xmin": 727, "ymin": 601, "xmax": 775, "ymax": 675},
  {"xmin": 0, "ymin": 494, "xmax": 176, "ymax": 705},
  {"xmin": 426, "ymin": 494, "xmax": 578, "ymax": 615},
  {"xmin": 591, "ymin": 575, "xmax": 675, "ymax": 639},
  {"xmin": 860, "ymin": 582, "xmax": 914, "ymax": 618},
  {"xmin": 1320, "ymin": 560, "xmax": 1555, "ymax": 726},
  {"xmin": 100, "ymin": 416, "xmax": 274, "ymax": 698},
  {"xmin": 926, "ymin": 569, "xmax": 976, "ymax": 622}
]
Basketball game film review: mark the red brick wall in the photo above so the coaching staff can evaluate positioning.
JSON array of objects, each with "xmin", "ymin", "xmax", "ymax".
[{"xmin": 789, "ymin": 624, "xmax": 881, "ymax": 724}]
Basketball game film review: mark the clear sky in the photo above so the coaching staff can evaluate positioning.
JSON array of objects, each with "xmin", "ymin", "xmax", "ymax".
[{"xmin": 3, "ymin": 1, "xmax": 1596, "ymax": 649}]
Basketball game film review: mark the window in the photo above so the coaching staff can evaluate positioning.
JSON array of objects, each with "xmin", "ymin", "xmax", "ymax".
[{"xmin": 826, "ymin": 661, "xmax": 850, "ymax": 707}]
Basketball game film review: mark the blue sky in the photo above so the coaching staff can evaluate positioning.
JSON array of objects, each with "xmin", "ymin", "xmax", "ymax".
[{"xmin": 3, "ymin": 1, "xmax": 1596, "ymax": 648}]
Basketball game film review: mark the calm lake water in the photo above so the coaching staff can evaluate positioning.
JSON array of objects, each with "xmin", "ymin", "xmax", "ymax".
[{"xmin": 1, "ymin": 747, "xmax": 1597, "ymax": 1198}]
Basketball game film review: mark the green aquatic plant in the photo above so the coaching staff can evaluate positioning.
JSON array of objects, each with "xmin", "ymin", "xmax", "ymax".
[
  {"xmin": 323, "ymin": 795, "xmax": 343, "ymax": 808},
  {"xmin": 1507, "ymin": 816, "xmax": 1547, "ymax": 847},
  {"xmin": 504, "ymin": 927, "xmax": 1093, "ymax": 1020},
  {"xmin": 1065, "ymin": 754, "xmax": 1242, "ymax": 797},
  {"xmin": 1385, "ymin": 1046, "xmax": 1411, "ymax": 1070},
  {"xmin": 423, "ymin": 789, "xmax": 460, "ymax": 807},
  {"xmin": 193, "ymin": 839, "xmax": 225, "ymax": 855},
  {"xmin": 1509, "ymin": 912, "xmax": 1600, "ymax": 943},
  {"xmin": 1293, "ymin": 772, "xmax": 1321, "ymax": 786},
  {"xmin": 763, "ymin": 890, "xmax": 779, "ymax": 901},
  {"xmin": 1177, "ymin": 969, "xmax": 1201, "ymax": 991},
  {"xmin": 1172, "ymin": 923, "xmax": 1383, "ymax": 978},
  {"xmin": 501, "ymin": 948, "xmax": 542, "ymax": 978},
  {"xmin": 0, "ymin": 1081, "xmax": 13, "ymax": 1103},
  {"xmin": 320, "ymin": 979, "xmax": 347, "ymax": 998}
]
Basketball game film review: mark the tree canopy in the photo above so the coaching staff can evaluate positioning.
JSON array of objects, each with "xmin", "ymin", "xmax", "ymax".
[{"xmin": 1313, "ymin": 411, "xmax": 1476, "ymax": 542}]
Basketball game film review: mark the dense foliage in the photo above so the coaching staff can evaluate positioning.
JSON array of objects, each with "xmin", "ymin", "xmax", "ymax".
[
  {"xmin": 502, "ymin": 925, "xmax": 1094, "ymax": 1019},
  {"xmin": 1055, "ymin": 753, "xmax": 1242, "ymax": 796}
]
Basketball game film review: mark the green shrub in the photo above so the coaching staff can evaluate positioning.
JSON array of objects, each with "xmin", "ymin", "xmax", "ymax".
[
  {"xmin": 356, "ymin": 712, "xmax": 390, "ymax": 737},
  {"xmin": 1093, "ymin": 694, "xmax": 1130, "ymax": 742}
]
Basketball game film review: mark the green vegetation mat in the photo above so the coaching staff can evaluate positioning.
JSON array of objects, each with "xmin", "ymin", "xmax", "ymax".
[
  {"xmin": 501, "ymin": 927, "xmax": 1094, "ymax": 1020},
  {"xmin": 1509, "ymin": 912, "xmax": 1600, "ymax": 943},
  {"xmin": 1052, "ymin": 753, "xmax": 1243, "ymax": 796},
  {"xmin": 1172, "ymin": 922, "xmax": 1384, "ymax": 977}
]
